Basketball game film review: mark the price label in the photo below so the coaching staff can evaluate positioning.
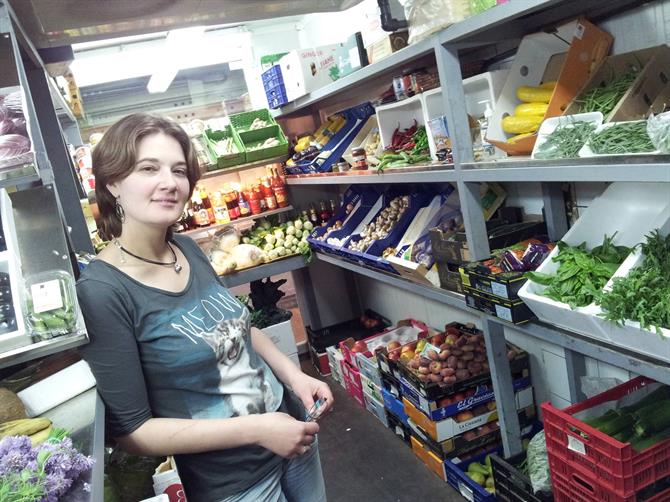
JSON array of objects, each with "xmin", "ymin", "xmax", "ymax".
[
  {"xmin": 31, "ymin": 280, "xmax": 63, "ymax": 314},
  {"xmin": 495, "ymin": 304, "xmax": 513, "ymax": 322},
  {"xmin": 419, "ymin": 395, "xmax": 429, "ymax": 413},
  {"xmin": 568, "ymin": 434, "xmax": 586, "ymax": 455},
  {"xmin": 490, "ymin": 281, "xmax": 508, "ymax": 299},
  {"xmin": 458, "ymin": 481, "xmax": 475, "ymax": 502}
]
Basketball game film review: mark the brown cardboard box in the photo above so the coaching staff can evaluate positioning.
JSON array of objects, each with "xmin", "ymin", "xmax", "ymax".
[{"xmin": 366, "ymin": 30, "xmax": 409, "ymax": 64}]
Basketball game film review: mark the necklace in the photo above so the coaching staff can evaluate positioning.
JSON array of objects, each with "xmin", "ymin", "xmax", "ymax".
[{"xmin": 113, "ymin": 239, "xmax": 182, "ymax": 273}]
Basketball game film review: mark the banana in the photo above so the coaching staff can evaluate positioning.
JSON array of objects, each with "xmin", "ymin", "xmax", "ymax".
[
  {"xmin": 30, "ymin": 425, "xmax": 53, "ymax": 446},
  {"xmin": 0, "ymin": 417, "xmax": 52, "ymax": 438}
]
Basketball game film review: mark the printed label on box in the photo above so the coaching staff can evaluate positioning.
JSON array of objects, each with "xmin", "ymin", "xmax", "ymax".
[
  {"xmin": 490, "ymin": 282, "xmax": 508, "ymax": 298},
  {"xmin": 31, "ymin": 280, "xmax": 63, "ymax": 314},
  {"xmin": 458, "ymin": 481, "xmax": 475, "ymax": 502},
  {"xmin": 494, "ymin": 304, "xmax": 513, "ymax": 322},
  {"xmin": 567, "ymin": 434, "xmax": 586, "ymax": 455}
]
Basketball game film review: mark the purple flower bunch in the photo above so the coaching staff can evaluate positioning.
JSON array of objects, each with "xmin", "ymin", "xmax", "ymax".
[{"xmin": 0, "ymin": 434, "xmax": 94, "ymax": 501}]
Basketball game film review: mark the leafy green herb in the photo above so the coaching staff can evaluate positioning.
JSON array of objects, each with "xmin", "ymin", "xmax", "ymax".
[
  {"xmin": 525, "ymin": 234, "xmax": 631, "ymax": 309},
  {"xmin": 598, "ymin": 230, "xmax": 670, "ymax": 335}
]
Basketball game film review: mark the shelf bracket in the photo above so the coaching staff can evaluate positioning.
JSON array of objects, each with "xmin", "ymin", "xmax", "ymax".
[{"xmin": 541, "ymin": 182, "xmax": 569, "ymax": 241}]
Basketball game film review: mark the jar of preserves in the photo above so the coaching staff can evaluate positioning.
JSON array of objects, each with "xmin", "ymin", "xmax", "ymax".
[{"xmin": 351, "ymin": 148, "xmax": 368, "ymax": 170}]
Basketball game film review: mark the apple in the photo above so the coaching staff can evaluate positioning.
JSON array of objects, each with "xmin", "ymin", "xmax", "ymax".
[
  {"xmin": 445, "ymin": 333, "xmax": 459, "ymax": 345},
  {"xmin": 350, "ymin": 340, "xmax": 368, "ymax": 353},
  {"xmin": 387, "ymin": 341, "xmax": 401, "ymax": 351},
  {"xmin": 401, "ymin": 344, "xmax": 415, "ymax": 353},
  {"xmin": 429, "ymin": 334, "xmax": 445, "ymax": 346},
  {"xmin": 399, "ymin": 350, "xmax": 415, "ymax": 361}
]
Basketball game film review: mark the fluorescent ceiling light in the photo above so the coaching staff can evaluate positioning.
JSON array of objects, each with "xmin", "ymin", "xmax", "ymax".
[
  {"xmin": 147, "ymin": 67, "xmax": 179, "ymax": 94},
  {"xmin": 146, "ymin": 26, "xmax": 205, "ymax": 93}
]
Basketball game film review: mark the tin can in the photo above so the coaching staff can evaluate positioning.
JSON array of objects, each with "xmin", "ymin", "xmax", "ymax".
[{"xmin": 392, "ymin": 76, "xmax": 406, "ymax": 101}]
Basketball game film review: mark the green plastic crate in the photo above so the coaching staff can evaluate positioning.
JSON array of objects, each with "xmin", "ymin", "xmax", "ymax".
[
  {"xmin": 238, "ymin": 124, "xmax": 289, "ymax": 163},
  {"xmin": 205, "ymin": 126, "xmax": 246, "ymax": 170},
  {"xmin": 229, "ymin": 109, "xmax": 277, "ymax": 135}
]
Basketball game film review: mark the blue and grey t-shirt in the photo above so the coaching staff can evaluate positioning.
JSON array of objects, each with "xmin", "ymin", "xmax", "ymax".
[{"xmin": 77, "ymin": 235, "xmax": 295, "ymax": 501}]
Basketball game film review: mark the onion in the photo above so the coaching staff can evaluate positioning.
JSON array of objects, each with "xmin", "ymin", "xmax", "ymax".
[
  {"xmin": 11, "ymin": 118, "xmax": 26, "ymax": 136},
  {"xmin": 0, "ymin": 119, "xmax": 14, "ymax": 136},
  {"xmin": 0, "ymin": 134, "xmax": 30, "ymax": 160}
]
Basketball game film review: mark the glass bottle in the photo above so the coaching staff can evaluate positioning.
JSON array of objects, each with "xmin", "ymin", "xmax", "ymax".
[
  {"xmin": 223, "ymin": 186, "xmax": 239, "ymax": 220},
  {"xmin": 237, "ymin": 188, "xmax": 251, "ymax": 217},
  {"xmin": 199, "ymin": 186, "xmax": 216, "ymax": 224},
  {"xmin": 309, "ymin": 206, "xmax": 321, "ymax": 227},
  {"xmin": 261, "ymin": 173, "xmax": 278, "ymax": 210},
  {"xmin": 253, "ymin": 180, "xmax": 267, "ymax": 212},
  {"xmin": 319, "ymin": 200, "xmax": 331, "ymax": 226},
  {"xmin": 330, "ymin": 199, "xmax": 337, "ymax": 217},
  {"xmin": 191, "ymin": 194, "xmax": 210, "ymax": 228},
  {"xmin": 271, "ymin": 166, "xmax": 289, "ymax": 208},
  {"xmin": 248, "ymin": 185, "xmax": 263, "ymax": 215},
  {"xmin": 211, "ymin": 191, "xmax": 230, "ymax": 225}
]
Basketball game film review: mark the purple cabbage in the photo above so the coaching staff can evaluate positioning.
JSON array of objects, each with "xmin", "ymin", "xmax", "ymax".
[{"xmin": 0, "ymin": 133, "xmax": 30, "ymax": 160}]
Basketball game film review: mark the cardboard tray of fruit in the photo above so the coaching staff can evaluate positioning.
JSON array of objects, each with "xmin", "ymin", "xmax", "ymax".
[
  {"xmin": 339, "ymin": 318, "xmax": 430, "ymax": 369},
  {"xmin": 403, "ymin": 387, "xmax": 535, "ymax": 443},
  {"xmin": 410, "ymin": 406, "xmax": 536, "ymax": 461},
  {"xmin": 377, "ymin": 322, "xmax": 477, "ymax": 383},
  {"xmin": 400, "ymin": 370, "xmax": 531, "ymax": 421},
  {"xmin": 396, "ymin": 327, "xmax": 530, "ymax": 400}
]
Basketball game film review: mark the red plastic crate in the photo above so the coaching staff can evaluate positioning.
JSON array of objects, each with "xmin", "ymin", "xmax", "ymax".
[
  {"xmin": 341, "ymin": 361, "xmax": 364, "ymax": 407},
  {"xmin": 542, "ymin": 376, "xmax": 670, "ymax": 498},
  {"xmin": 551, "ymin": 460, "xmax": 670, "ymax": 502}
]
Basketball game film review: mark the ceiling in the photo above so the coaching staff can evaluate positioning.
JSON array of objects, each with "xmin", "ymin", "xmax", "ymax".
[{"xmin": 9, "ymin": 0, "xmax": 365, "ymax": 49}]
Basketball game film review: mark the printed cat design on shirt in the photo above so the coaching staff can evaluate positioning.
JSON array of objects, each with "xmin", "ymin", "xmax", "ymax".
[{"xmin": 200, "ymin": 312, "xmax": 277, "ymax": 417}]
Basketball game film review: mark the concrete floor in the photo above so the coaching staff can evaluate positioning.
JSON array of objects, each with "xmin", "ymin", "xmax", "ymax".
[{"xmin": 301, "ymin": 358, "xmax": 466, "ymax": 502}]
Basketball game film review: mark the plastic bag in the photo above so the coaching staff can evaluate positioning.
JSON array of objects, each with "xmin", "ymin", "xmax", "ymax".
[
  {"xmin": 212, "ymin": 225, "xmax": 240, "ymax": 253},
  {"xmin": 527, "ymin": 430, "xmax": 552, "ymax": 494},
  {"xmin": 647, "ymin": 112, "xmax": 670, "ymax": 153},
  {"xmin": 398, "ymin": 0, "xmax": 472, "ymax": 44}
]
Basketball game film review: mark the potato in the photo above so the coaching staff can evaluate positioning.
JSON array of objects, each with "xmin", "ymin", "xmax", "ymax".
[{"xmin": 455, "ymin": 369, "xmax": 471, "ymax": 380}]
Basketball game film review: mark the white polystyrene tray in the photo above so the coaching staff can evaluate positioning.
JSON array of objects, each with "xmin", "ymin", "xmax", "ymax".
[
  {"xmin": 593, "ymin": 212, "xmax": 670, "ymax": 362},
  {"xmin": 531, "ymin": 112, "xmax": 603, "ymax": 159},
  {"xmin": 518, "ymin": 182, "xmax": 670, "ymax": 338},
  {"xmin": 578, "ymin": 120, "xmax": 660, "ymax": 157}
]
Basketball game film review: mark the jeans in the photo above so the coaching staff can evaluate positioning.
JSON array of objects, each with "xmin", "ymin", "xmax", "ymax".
[{"xmin": 220, "ymin": 438, "xmax": 326, "ymax": 502}]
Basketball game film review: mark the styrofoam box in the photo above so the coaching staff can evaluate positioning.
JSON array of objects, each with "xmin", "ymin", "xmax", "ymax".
[
  {"xmin": 422, "ymin": 70, "xmax": 508, "ymax": 158},
  {"xmin": 376, "ymin": 94, "xmax": 425, "ymax": 155},
  {"xmin": 263, "ymin": 320, "xmax": 298, "ymax": 359},
  {"xmin": 531, "ymin": 112, "xmax": 603, "ymax": 160},
  {"xmin": 593, "ymin": 213, "xmax": 670, "ymax": 362},
  {"xmin": 0, "ymin": 189, "xmax": 28, "ymax": 354},
  {"xmin": 279, "ymin": 45, "xmax": 339, "ymax": 100},
  {"xmin": 578, "ymin": 120, "xmax": 661, "ymax": 157},
  {"xmin": 519, "ymin": 182, "xmax": 670, "ymax": 338}
]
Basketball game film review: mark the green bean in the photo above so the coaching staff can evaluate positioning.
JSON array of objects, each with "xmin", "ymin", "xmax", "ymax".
[
  {"xmin": 589, "ymin": 121, "xmax": 655, "ymax": 154},
  {"xmin": 577, "ymin": 70, "xmax": 639, "ymax": 116},
  {"xmin": 535, "ymin": 120, "xmax": 596, "ymax": 159}
]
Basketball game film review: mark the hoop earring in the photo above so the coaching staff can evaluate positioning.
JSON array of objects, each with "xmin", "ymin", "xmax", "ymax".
[{"xmin": 115, "ymin": 196, "xmax": 126, "ymax": 223}]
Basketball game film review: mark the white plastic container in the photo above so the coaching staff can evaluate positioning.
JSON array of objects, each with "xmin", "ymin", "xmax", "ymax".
[
  {"xmin": 578, "ymin": 120, "xmax": 660, "ymax": 157},
  {"xmin": 375, "ymin": 94, "xmax": 425, "ymax": 154},
  {"xmin": 531, "ymin": 112, "xmax": 603, "ymax": 160},
  {"xmin": 518, "ymin": 182, "xmax": 670, "ymax": 338}
]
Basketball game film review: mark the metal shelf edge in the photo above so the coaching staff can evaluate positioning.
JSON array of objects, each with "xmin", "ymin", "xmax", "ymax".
[
  {"xmin": 182, "ymin": 205, "xmax": 294, "ymax": 240},
  {"xmin": 285, "ymin": 166, "xmax": 457, "ymax": 185},
  {"xmin": 200, "ymin": 155, "xmax": 288, "ymax": 179},
  {"xmin": 219, "ymin": 255, "xmax": 307, "ymax": 288},
  {"xmin": 0, "ymin": 331, "xmax": 88, "ymax": 370}
]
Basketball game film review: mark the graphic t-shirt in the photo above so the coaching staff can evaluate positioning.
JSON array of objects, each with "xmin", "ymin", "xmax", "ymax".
[{"xmin": 76, "ymin": 235, "xmax": 290, "ymax": 501}]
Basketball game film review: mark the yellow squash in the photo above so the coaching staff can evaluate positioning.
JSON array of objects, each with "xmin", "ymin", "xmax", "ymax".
[
  {"xmin": 516, "ymin": 86, "xmax": 553, "ymax": 103},
  {"xmin": 514, "ymin": 102, "xmax": 549, "ymax": 117},
  {"xmin": 502, "ymin": 115, "xmax": 543, "ymax": 134}
]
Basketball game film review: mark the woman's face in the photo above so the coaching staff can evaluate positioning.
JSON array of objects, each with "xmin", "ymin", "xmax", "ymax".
[{"xmin": 108, "ymin": 132, "xmax": 190, "ymax": 232}]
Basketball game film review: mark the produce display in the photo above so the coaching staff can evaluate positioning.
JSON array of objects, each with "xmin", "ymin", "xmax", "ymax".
[
  {"xmin": 0, "ymin": 89, "xmax": 31, "ymax": 162},
  {"xmin": 24, "ymin": 271, "xmax": 78, "ymax": 340},
  {"xmin": 481, "ymin": 240, "xmax": 554, "ymax": 274},
  {"xmin": 575, "ymin": 70, "xmax": 638, "ymax": 116},
  {"xmin": 377, "ymin": 122, "xmax": 431, "ymax": 171},
  {"xmin": 502, "ymin": 82, "xmax": 555, "ymax": 142},
  {"xmin": 582, "ymin": 384, "xmax": 670, "ymax": 451},
  {"xmin": 347, "ymin": 195, "xmax": 409, "ymax": 252},
  {"xmin": 285, "ymin": 114, "xmax": 346, "ymax": 168},
  {"xmin": 211, "ymin": 136, "xmax": 238, "ymax": 156},
  {"xmin": 247, "ymin": 137, "xmax": 282, "ymax": 151},
  {"xmin": 526, "ymin": 234, "xmax": 631, "ymax": 309},
  {"xmin": 587, "ymin": 120, "xmax": 656, "ymax": 154},
  {"xmin": 598, "ymin": 230, "xmax": 670, "ymax": 334},
  {"xmin": 209, "ymin": 215, "xmax": 312, "ymax": 275},
  {"xmin": 247, "ymin": 117, "xmax": 270, "ymax": 131},
  {"xmin": 533, "ymin": 120, "xmax": 598, "ymax": 159}
]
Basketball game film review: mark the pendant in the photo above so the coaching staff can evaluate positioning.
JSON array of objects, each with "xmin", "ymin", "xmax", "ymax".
[{"xmin": 174, "ymin": 263, "xmax": 183, "ymax": 273}]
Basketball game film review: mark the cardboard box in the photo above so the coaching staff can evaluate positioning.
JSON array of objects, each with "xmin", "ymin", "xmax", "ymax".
[
  {"xmin": 564, "ymin": 45, "xmax": 670, "ymax": 122},
  {"xmin": 366, "ymin": 30, "xmax": 409, "ymax": 64},
  {"xmin": 382, "ymin": 387, "xmax": 409, "ymax": 425},
  {"xmin": 411, "ymin": 435, "xmax": 448, "ymax": 481},
  {"xmin": 387, "ymin": 412, "xmax": 412, "ymax": 445},
  {"xmin": 459, "ymin": 264, "xmax": 527, "ymax": 301},
  {"xmin": 309, "ymin": 343, "xmax": 331, "ymax": 376},
  {"xmin": 403, "ymin": 386, "xmax": 534, "ymax": 442},
  {"xmin": 279, "ymin": 44, "xmax": 340, "ymax": 100},
  {"xmin": 487, "ymin": 18, "xmax": 613, "ymax": 155},
  {"xmin": 360, "ymin": 373, "xmax": 383, "ymax": 403},
  {"xmin": 464, "ymin": 286, "xmax": 535, "ymax": 324},
  {"xmin": 363, "ymin": 386, "xmax": 389, "ymax": 427},
  {"xmin": 437, "ymin": 262, "xmax": 464, "ymax": 293}
]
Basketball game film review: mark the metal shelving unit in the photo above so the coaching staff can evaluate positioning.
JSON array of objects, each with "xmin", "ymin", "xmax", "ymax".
[
  {"xmin": 200, "ymin": 154, "xmax": 288, "ymax": 179},
  {"xmin": 280, "ymin": 0, "xmax": 670, "ymax": 460},
  {"xmin": 219, "ymin": 254, "xmax": 307, "ymax": 288},
  {"xmin": 0, "ymin": 332, "xmax": 88, "ymax": 370},
  {"xmin": 285, "ymin": 165, "xmax": 456, "ymax": 185}
]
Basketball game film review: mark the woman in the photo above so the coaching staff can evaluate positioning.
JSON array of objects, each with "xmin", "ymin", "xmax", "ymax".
[{"xmin": 77, "ymin": 113, "xmax": 332, "ymax": 502}]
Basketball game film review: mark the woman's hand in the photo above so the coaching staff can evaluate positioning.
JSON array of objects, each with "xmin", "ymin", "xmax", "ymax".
[
  {"xmin": 289, "ymin": 372, "xmax": 334, "ymax": 418},
  {"xmin": 255, "ymin": 412, "xmax": 319, "ymax": 458}
]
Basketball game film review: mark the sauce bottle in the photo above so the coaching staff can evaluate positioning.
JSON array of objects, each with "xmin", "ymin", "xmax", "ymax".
[
  {"xmin": 211, "ymin": 191, "xmax": 230, "ymax": 225},
  {"xmin": 261, "ymin": 173, "xmax": 278, "ymax": 210},
  {"xmin": 248, "ymin": 185, "xmax": 263, "ymax": 215},
  {"xmin": 253, "ymin": 180, "xmax": 267, "ymax": 212},
  {"xmin": 237, "ymin": 188, "xmax": 251, "ymax": 217},
  {"xmin": 271, "ymin": 166, "xmax": 289, "ymax": 208},
  {"xmin": 191, "ymin": 194, "xmax": 210, "ymax": 227},
  {"xmin": 223, "ymin": 186, "xmax": 239, "ymax": 220},
  {"xmin": 199, "ymin": 186, "xmax": 216, "ymax": 224},
  {"xmin": 319, "ymin": 201, "xmax": 331, "ymax": 226}
]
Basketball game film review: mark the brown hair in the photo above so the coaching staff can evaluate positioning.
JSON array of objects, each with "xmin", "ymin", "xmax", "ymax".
[{"xmin": 92, "ymin": 113, "xmax": 201, "ymax": 241}]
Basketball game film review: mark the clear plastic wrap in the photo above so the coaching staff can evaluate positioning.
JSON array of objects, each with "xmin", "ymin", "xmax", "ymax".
[
  {"xmin": 527, "ymin": 430, "xmax": 552, "ymax": 494},
  {"xmin": 399, "ymin": 0, "xmax": 472, "ymax": 44},
  {"xmin": 24, "ymin": 270, "xmax": 79, "ymax": 340},
  {"xmin": 647, "ymin": 112, "xmax": 670, "ymax": 153}
]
